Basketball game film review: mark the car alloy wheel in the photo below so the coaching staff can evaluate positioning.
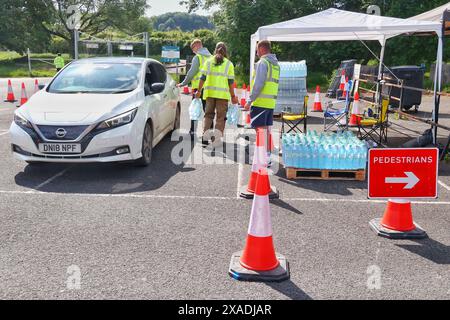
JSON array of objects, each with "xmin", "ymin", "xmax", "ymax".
[{"xmin": 135, "ymin": 122, "xmax": 153, "ymax": 166}]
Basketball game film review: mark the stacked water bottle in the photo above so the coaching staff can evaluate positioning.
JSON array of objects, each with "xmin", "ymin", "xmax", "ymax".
[
  {"xmin": 276, "ymin": 61, "xmax": 308, "ymax": 115},
  {"xmin": 282, "ymin": 130, "xmax": 368, "ymax": 170}
]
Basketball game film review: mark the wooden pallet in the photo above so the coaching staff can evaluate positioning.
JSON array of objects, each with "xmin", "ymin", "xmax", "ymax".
[{"xmin": 285, "ymin": 167, "xmax": 366, "ymax": 181}]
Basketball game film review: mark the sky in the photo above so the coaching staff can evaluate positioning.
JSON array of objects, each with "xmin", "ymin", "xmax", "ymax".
[{"xmin": 146, "ymin": 0, "xmax": 215, "ymax": 17}]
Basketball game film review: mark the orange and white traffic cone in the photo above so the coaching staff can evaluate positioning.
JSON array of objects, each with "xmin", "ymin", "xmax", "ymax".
[
  {"xmin": 312, "ymin": 85, "xmax": 323, "ymax": 112},
  {"xmin": 240, "ymin": 127, "xmax": 279, "ymax": 199},
  {"xmin": 369, "ymin": 199, "xmax": 427, "ymax": 239},
  {"xmin": 18, "ymin": 82, "xmax": 28, "ymax": 107},
  {"xmin": 342, "ymin": 77, "xmax": 349, "ymax": 99},
  {"xmin": 4, "ymin": 79, "xmax": 16, "ymax": 102},
  {"xmin": 230, "ymin": 168, "xmax": 289, "ymax": 281},
  {"xmin": 34, "ymin": 79, "xmax": 40, "ymax": 94},
  {"xmin": 244, "ymin": 112, "xmax": 252, "ymax": 129},
  {"xmin": 240, "ymin": 83, "xmax": 247, "ymax": 107},
  {"xmin": 349, "ymin": 91, "xmax": 361, "ymax": 127},
  {"xmin": 339, "ymin": 70, "xmax": 346, "ymax": 91}
]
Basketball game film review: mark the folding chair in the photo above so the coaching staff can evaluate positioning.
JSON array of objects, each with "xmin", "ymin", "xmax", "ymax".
[
  {"xmin": 323, "ymin": 80, "xmax": 353, "ymax": 132},
  {"xmin": 281, "ymin": 95, "xmax": 309, "ymax": 134},
  {"xmin": 357, "ymin": 98, "xmax": 389, "ymax": 145}
]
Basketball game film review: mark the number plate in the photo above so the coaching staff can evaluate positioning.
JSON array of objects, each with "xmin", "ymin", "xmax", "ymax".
[{"xmin": 38, "ymin": 143, "xmax": 81, "ymax": 154}]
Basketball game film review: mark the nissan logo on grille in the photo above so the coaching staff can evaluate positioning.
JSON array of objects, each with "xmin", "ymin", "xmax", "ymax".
[{"xmin": 55, "ymin": 128, "xmax": 67, "ymax": 138}]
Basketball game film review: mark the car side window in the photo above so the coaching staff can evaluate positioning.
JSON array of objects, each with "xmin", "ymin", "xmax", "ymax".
[
  {"xmin": 144, "ymin": 65, "xmax": 152, "ymax": 94},
  {"xmin": 149, "ymin": 63, "xmax": 167, "ymax": 84}
]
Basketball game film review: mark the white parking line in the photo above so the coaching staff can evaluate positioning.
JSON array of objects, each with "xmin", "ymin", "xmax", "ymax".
[
  {"xmin": 283, "ymin": 198, "xmax": 450, "ymax": 205},
  {"xmin": 236, "ymin": 129, "xmax": 245, "ymax": 198},
  {"xmin": 0, "ymin": 131, "xmax": 9, "ymax": 137},
  {"xmin": 438, "ymin": 180, "xmax": 450, "ymax": 192},
  {"xmin": 0, "ymin": 189, "xmax": 449, "ymax": 206},
  {"xmin": 34, "ymin": 167, "xmax": 72, "ymax": 190}
]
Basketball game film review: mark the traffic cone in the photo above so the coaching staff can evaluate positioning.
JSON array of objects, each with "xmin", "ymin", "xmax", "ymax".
[
  {"xmin": 369, "ymin": 199, "xmax": 427, "ymax": 239},
  {"xmin": 229, "ymin": 168, "xmax": 289, "ymax": 281},
  {"xmin": 34, "ymin": 79, "xmax": 40, "ymax": 94},
  {"xmin": 240, "ymin": 127, "xmax": 279, "ymax": 199},
  {"xmin": 268, "ymin": 126, "xmax": 274, "ymax": 154},
  {"xmin": 4, "ymin": 79, "xmax": 16, "ymax": 102},
  {"xmin": 349, "ymin": 91, "xmax": 361, "ymax": 127},
  {"xmin": 18, "ymin": 82, "xmax": 28, "ymax": 107},
  {"xmin": 240, "ymin": 84, "xmax": 247, "ymax": 107},
  {"xmin": 339, "ymin": 70, "xmax": 346, "ymax": 91},
  {"xmin": 245, "ymin": 112, "xmax": 252, "ymax": 129},
  {"xmin": 312, "ymin": 85, "xmax": 323, "ymax": 112}
]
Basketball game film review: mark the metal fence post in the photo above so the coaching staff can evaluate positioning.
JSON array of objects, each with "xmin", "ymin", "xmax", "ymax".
[
  {"xmin": 27, "ymin": 48, "xmax": 32, "ymax": 77},
  {"xmin": 74, "ymin": 29, "xmax": 79, "ymax": 60},
  {"xmin": 144, "ymin": 32, "xmax": 149, "ymax": 58}
]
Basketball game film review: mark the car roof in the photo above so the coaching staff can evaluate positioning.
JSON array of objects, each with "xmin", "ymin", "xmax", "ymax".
[{"xmin": 71, "ymin": 57, "xmax": 161, "ymax": 65}]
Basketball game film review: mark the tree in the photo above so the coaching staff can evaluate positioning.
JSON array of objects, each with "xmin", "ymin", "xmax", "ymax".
[
  {"xmin": 151, "ymin": 12, "xmax": 214, "ymax": 32},
  {"xmin": 0, "ymin": 0, "xmax": 50, "ymax": 53},
  {"xmin": 183, "ymin": 0, "xmax": 450, "ymax": 77},
  {"xmin": 25, "ymin": 0, "xmax": 149, "ymax": 57}
]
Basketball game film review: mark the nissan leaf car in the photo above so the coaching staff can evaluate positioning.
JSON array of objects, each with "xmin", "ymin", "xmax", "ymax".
[{"xmin": 10, "ymin": 57, "xmax": 181, "ymax": 166}]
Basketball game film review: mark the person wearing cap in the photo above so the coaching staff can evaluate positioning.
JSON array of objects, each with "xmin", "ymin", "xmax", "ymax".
[
  {"xmin": 196, "ymin": 42, "xmax": 238, "ymax": 148},
  {"xmin": 177, "ymin": 39, "xmax": 212, "ymax": 138},
  {"xmin": 244, "ymin": 40, "xmax": 280, "ymax": 161},
  {"xmin": 54, "ymin": 53, "xmax": 65, "ymax": 72}
]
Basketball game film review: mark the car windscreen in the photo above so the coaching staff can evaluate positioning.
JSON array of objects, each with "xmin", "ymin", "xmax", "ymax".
[{"xmin": 47, "ymin": 62, "xmax": 141, "ymax": 94}]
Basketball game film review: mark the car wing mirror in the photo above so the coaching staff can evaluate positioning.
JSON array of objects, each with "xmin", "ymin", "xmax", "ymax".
[
  {"xmin": 38, "ymin": 84, "xmax": 45, "ymax": 90},
  {"xmin": 151, "ymin": 83, "xmax": 165, "ymax": 94}
]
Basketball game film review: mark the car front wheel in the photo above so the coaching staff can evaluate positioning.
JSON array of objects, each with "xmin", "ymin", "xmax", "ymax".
[{"xmin": 134, "ymin": 122, "xmax": 153, "ymax": 166}]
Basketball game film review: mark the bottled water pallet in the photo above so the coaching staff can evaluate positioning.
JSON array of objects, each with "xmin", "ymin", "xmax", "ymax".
[{"xmin": 285, "ymin": 167, "xmax": 366, "ymax": 181}]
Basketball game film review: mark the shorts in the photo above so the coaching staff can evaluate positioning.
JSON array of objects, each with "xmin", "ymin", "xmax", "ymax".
[{"xmin": 250, "ymin": 106, "xmax": 274, "ymax": 128}]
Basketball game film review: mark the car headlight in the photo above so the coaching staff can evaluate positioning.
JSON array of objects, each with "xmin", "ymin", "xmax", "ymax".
[
  {"xmin": 96, "ymin": 108, "xmax": 138, "ymax": 131},
  {"xmin": 14, "ymin": 114, "xmax": 32, "ymax": 129}
]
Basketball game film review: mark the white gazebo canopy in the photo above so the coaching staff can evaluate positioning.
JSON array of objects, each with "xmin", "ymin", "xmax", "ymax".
[
  {"xmin": 410, "ymin": 2, "xmax": 450, "ymax": 23},
  {"xmin": 250, "ymin": 7, "xmax": 445, "ymax": 144},
  {"xmin": 251, "ymin": 8, "xmax": 443, "ymax": 76}
]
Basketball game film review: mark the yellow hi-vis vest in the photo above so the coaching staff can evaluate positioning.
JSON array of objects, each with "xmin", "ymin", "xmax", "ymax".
[
  {"xmin": 251, "ymin": 58, "xmax": 280, "ymax": 109},
  {"xmin": 54, "ymin": 56, "xmax": 65, "ymax": 69},
  {"xmin": 191, "ymin": 54, "xmax": 207, "ymax": 90},
  {"xmin": 201, "ymin": 57, "xmax": 235, "ymax": 100}
]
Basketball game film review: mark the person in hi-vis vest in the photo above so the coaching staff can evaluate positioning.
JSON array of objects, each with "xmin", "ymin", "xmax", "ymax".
[
  {"xmin": 54, "ymin": 53, "xmax": 65, "ymax": 72},
  {"xmin": 196, "ymin": 42, "xmax": 239, "ymax": 148},
  {"xmin": 178, "ymin": 39, "xmax": 212, "ymax": 138},
  {"xmin": 244, "ymin": 40, "xmax": 280, "ymax": 160}
]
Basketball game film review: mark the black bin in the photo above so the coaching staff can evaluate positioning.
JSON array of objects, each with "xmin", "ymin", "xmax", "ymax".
[
  {"xmin": 383, "ymin": 66, "xmax": 424, "ymax": 110},
  {"xmin": 327, "ymin": 59, "xmax": 357, "ymax": 98}
]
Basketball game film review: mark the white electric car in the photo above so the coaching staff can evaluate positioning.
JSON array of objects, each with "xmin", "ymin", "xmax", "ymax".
[{"xmin": 10, "ymin": 57, "xmax": 181, "ymax": 166}]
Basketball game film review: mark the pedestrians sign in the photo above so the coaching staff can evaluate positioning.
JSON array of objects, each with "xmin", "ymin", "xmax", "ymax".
[{"xmin": 368, "ymin": 148, "xmax": 439, "ymax": 199}]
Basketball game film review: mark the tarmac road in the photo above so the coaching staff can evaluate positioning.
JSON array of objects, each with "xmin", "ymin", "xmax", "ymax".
[{"xmin": 0, "ymin": 78, "xmax": 449, "ymax": 299}]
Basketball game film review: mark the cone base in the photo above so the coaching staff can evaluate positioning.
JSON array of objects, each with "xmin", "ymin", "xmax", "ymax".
[
  {"xmin": 229, "ymin": 251, "xmax": 289, "ymax": 282},
  {"xmin": 239, "ymin": 185, "xmax": 279, "ymax": 200},
  {"xmin": 4, "ymin": 99, "xmax": 17, "ymax": 103},
  {"xmin": 369, "ymin": 218, "xmax": 427, "ymax": 240}
]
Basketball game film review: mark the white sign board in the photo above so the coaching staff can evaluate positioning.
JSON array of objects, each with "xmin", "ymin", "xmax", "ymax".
[
  {"xmin": 119, "ymin": 44, "xmax": 133, "ymax": 51},
  {"xmin": 86, "ymin": 43, "xmax": 99, "ymax": 49}
]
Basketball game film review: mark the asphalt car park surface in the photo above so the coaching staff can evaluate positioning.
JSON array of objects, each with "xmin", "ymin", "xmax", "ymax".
[{"xmin": 0, "ymin": 79, "xmax": 449, "ymax": 299}]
